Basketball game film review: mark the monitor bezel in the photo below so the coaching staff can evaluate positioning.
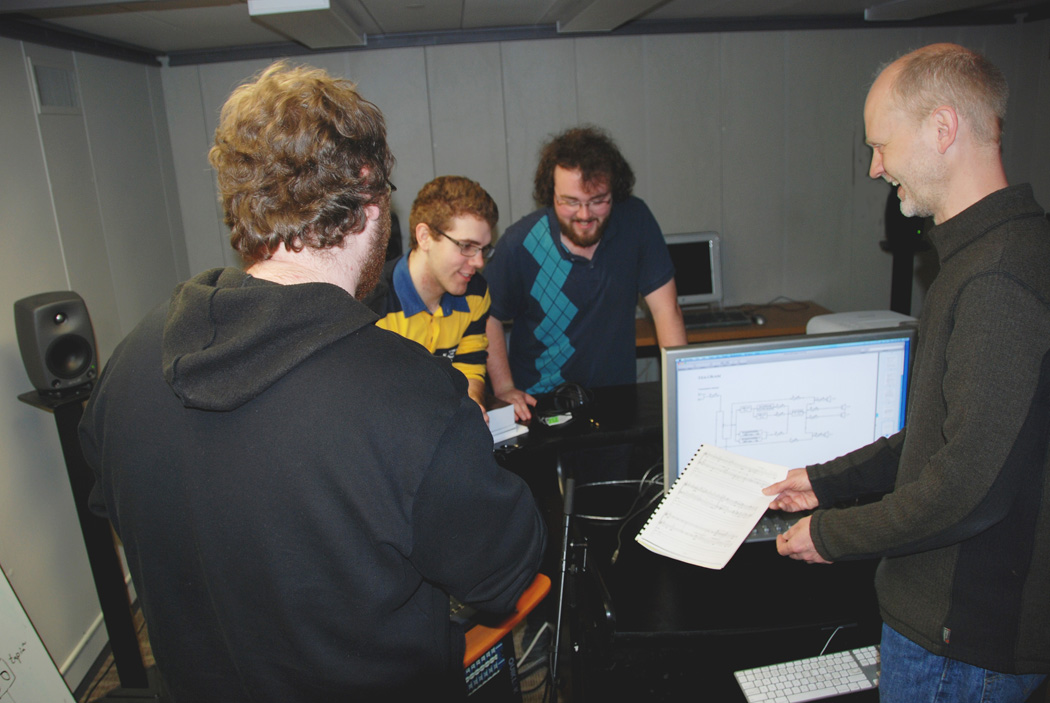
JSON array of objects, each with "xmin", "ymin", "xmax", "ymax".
[
  {"xmin": 661, "ymin": 326, "xmax": 917, "ymax": 494},
  {"xmin": 665, "ymin": 231, "xmax": 722, "ymax": 308}
]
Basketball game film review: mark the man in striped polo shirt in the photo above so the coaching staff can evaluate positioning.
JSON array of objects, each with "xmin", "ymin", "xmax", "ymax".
[{"xmin": 367, "ymin": 175, "xmax": 498, "ymax": 420}]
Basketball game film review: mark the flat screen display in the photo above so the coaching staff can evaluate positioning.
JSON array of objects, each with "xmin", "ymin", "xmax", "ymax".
[
  {"xmin": 661, "ymin": 328, "xmax": 915, "ymax": 492},
  {"xmin": 666, "ymin": 232, "xmax": 721, "ymax": 307}
]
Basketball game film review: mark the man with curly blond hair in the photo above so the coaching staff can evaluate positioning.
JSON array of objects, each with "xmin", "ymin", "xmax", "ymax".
[
  {"xmin": 79, "ymin": 62, "xmax": 544, "ymax": 702},
  {"xmin": 365, "ymin": 176, "xmax": 498, "ymax": 419}
]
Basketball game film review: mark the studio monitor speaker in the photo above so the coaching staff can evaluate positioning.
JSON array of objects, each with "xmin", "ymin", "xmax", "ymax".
[{"xmin": 14, "ymin": 291, "xmax": 98, "ymax": 394}]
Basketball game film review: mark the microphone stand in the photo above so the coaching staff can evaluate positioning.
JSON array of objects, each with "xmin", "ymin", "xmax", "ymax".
[{"xmin": 549, "ymin": 476, "xmax": 575, "ymax": 697}]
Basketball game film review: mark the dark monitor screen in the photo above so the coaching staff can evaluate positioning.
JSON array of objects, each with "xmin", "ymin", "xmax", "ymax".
[
  {"xmin": 661, "ymin": 328, "xmax": 915, "ymax": 492},
  {"xmin": 666, "ymin": 232, "xmax": 721, "ymax": 307}
]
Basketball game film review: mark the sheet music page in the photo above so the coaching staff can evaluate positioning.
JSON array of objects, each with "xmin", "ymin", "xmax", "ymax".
[{"xmin": 635, "ymin": 444, "xmax": 788, "ymax": 569}]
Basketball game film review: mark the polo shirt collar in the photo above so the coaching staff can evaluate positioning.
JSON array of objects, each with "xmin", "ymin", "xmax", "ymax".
[{"xmin": 391, "ymin": 253, "xmax": 471, "ymax": 316}]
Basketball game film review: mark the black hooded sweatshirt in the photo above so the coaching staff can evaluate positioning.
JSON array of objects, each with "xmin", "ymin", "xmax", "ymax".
[{"xmin": 80, "ymin": 267, "xmax": 545, "ymax": 702}]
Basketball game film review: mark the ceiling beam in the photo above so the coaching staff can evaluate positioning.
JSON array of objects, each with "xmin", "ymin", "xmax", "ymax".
[
  {"xmin": 0, "ymin": 14, "xmax": 161, "ymax": 65},
  {"xmin": 556, "ymin": 0, "xmax": 666, "ymax": 33},
  {"xmin": 864, "ymin": 0, "xmax": 994, "ymax": 21},
  {"xmin": 0, "ymin": 0, "xmax": 170, "ymax": 9},
  {"xmin": 247, "ymin": 0, "xmax": 364, "ymax": 48}
]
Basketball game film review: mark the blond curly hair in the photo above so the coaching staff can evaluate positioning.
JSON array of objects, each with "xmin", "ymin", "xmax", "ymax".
[{"xmin": 209, "ymin": 61, "xmax": 395, "ymax": 263}]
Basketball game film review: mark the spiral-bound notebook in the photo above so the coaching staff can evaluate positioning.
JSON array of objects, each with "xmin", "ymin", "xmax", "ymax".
[{"xmin": 636, "ymin": 445, "xmax": 788, "ymax": 569}]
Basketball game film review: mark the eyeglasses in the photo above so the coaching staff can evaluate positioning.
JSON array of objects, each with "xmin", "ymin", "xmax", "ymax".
[
  {"xmin": 430, "ymin": 226, "xmax": 493, "ymax": 259},
  {"xmin": 554, "ymin": 193, "xmax": 612, "ymax": 212},
  {"xmin": 370, "ymin": 179, "xmax": 395, "ymax": 205}
]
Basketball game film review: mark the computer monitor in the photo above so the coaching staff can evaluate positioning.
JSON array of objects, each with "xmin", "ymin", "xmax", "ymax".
[
  {"xmin": 661, "ymin": 327, "xmax": 916, "ymax": 492},
  {"xmin": 665, "ymin": 232, "xmax": 722, "ymax": 307}
]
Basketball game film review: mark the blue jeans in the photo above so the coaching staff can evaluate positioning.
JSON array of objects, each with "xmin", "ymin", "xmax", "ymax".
[{"xmin": 880, "ymin": 624, "xmax": 1046, "ymax": 703}]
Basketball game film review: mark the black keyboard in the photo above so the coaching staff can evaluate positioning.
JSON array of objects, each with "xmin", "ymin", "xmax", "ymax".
[
  {"xmin": 683, "ymin": 309, "xmax": 752, "ymax": 329},
  {"xmin": 745, "ymin": 511, "xmax": 803, "ymax": 543}
]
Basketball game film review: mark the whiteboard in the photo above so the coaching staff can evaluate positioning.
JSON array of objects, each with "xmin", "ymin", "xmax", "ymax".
[{"xmin": 0, "ymin": 567, "xmax": 75, "ymax": 703}]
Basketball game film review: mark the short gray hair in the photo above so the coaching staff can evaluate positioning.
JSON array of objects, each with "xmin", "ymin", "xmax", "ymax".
[{"xmin": 889, "ymin": 43, "xmax": 1008, "ymax": 146}]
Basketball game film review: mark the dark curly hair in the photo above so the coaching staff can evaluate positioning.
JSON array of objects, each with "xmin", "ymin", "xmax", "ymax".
[
  {"xmin": 532, "ymin": 126, "xmax": 635, "ymax": 208},
  {"xmin": 408, "ymin": 176, "xmax": 499, "ymax": 250},
  {"xmin": 208, "ymin": 61, "xmax": 395, "ymax": 264}
]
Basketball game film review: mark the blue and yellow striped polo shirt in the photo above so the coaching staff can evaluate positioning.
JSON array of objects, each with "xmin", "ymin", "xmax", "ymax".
[{"xmin": 368, "ymin": 255, "xmax": 490, "ymax": 384}]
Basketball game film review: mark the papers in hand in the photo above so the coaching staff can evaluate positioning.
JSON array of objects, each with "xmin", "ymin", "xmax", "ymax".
[
  {"xmin": 489, "ymin": 404, "xmax": 528, "ymax": 446},
  {"xmin": 635, "ymin": 445, "xmax": 788, "ymax": 569}
]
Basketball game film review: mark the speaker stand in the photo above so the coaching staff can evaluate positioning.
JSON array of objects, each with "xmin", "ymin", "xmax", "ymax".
[
  {"xmin": 880, "ymin": 188, "xmax": 930, "ymax": 316},
  {"xmin": 18, "ymin": 389, "xmax": 164, "ymax": 702}
]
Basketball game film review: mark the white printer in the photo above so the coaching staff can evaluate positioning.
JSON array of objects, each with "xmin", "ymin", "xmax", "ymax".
[{"xmin": 806, "ymin": 309, "xmax": 917, "ymax": 334}]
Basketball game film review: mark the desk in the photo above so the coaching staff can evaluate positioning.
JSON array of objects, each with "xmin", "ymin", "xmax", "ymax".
[
  {"xmin": 500, "ymin": 382, "xmax": 881, "ymax": 703},
  {"xmin": 635, "ymin": 300, "xmax": 830, "ymax": 354},
  {"xmin": 572, "ymin": 484, "xmax": 880, "ymax": 701}
]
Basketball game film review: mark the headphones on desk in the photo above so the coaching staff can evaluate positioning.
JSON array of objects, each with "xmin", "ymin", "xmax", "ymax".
[{"xmin": 535, "ymin": 382, "xmax": 594, "ymax": 426}]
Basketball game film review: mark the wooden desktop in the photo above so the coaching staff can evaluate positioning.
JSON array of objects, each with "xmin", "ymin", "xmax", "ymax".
[{"xmin": 635, "ymin": 300, "xmax": 831, "ymax": 351}]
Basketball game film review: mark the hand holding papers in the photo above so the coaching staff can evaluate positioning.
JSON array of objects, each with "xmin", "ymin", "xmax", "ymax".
[{"xmin": 636, "ymin": 445, "xmax": 788, "ymax": 569}]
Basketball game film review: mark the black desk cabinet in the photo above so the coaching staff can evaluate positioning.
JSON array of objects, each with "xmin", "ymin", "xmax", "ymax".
[
  {"xmin": 569, "ymin": 484, "xmax": 882, "ymax": 702},
  {"xmin": 496, "ymin": 382, "xmax": 882, "ymax": 702}
]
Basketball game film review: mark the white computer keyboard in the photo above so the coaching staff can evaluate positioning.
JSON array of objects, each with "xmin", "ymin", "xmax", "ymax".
[{"xmin": 734, "ymin": 645, "xmax": 880, "ymax": 703}]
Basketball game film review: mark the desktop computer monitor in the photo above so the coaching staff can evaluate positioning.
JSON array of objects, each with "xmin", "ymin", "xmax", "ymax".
[
  {"xmin": 665, "ymin": 232, "xmax": 722, "ymax": 307},
  {"xmin": 661, "ymin": 327, "xmax": 916, "ymax": 492}
]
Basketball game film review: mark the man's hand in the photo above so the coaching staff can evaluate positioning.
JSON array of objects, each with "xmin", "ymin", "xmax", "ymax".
[
  {"xmin": 775, "ymin": 516, "xmax": 831, "ymax": 564},
  {"xmin": 495, "ymin": 387, "xmax": 537, "ymax": 423},
  {"xmin": 762, "ymin": 468, "xmax": 819, "ymax": 512}
]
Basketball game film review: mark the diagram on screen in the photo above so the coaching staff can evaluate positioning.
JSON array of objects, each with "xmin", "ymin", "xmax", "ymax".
[
  {"xmin": 678, "ymin": 351, "xmax": 900, "ymax": 468},
  {"xmin": 723, "ymin": 393, "xmax": 851, "ymax": 448}
]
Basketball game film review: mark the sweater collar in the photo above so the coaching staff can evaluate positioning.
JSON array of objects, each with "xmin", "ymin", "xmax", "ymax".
[{"xmin": 928, "ymin": 184, "xmax": 1042, "ymax": 265}]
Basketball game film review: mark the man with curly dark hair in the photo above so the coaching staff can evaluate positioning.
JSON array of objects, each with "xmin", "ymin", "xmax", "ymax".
[
  {"xmin": 485, "ymin": 126, "xmax": 686, "ymax": 420},
  {"xmin": 365, "ymin": 176, "xmax": 498, "ymax": 420},
  {"xmin": 79, "ymin": 62, "xmax": 544, "ymax": 702}
]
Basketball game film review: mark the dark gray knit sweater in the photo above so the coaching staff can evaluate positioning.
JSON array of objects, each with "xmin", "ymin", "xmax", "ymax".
[{"xmin": 807, "ymin": 184, "xmax": 1050, "ymax": 674}]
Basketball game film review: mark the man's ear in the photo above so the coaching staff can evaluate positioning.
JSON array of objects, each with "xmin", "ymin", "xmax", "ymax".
[
  {"xmin": 415, "ymin": 223, "xmax": 433, "ymax": 251},
  {"xmin": 364, "ymin": 202, "xmax": 381, "ymax": 224},
  {"xmin": 931, "ymin": 105, "xmax": 958, "ymax": 154}
]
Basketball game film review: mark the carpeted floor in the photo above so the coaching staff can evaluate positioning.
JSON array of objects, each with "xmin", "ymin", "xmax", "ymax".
[{"xmin": 76, "ymin": 608, "xmax": 154, "ymax": 702}]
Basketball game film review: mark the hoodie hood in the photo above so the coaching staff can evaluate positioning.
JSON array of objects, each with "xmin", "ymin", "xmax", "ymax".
[{"xmin": 162, "ymin": 267, "xmax": 378, "ymax": 411}]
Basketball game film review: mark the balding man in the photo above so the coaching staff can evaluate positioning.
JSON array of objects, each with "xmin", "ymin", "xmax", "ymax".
[{"xmin": 764, "ymin": 44, "xmax": 1049, "ymax": 701}]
